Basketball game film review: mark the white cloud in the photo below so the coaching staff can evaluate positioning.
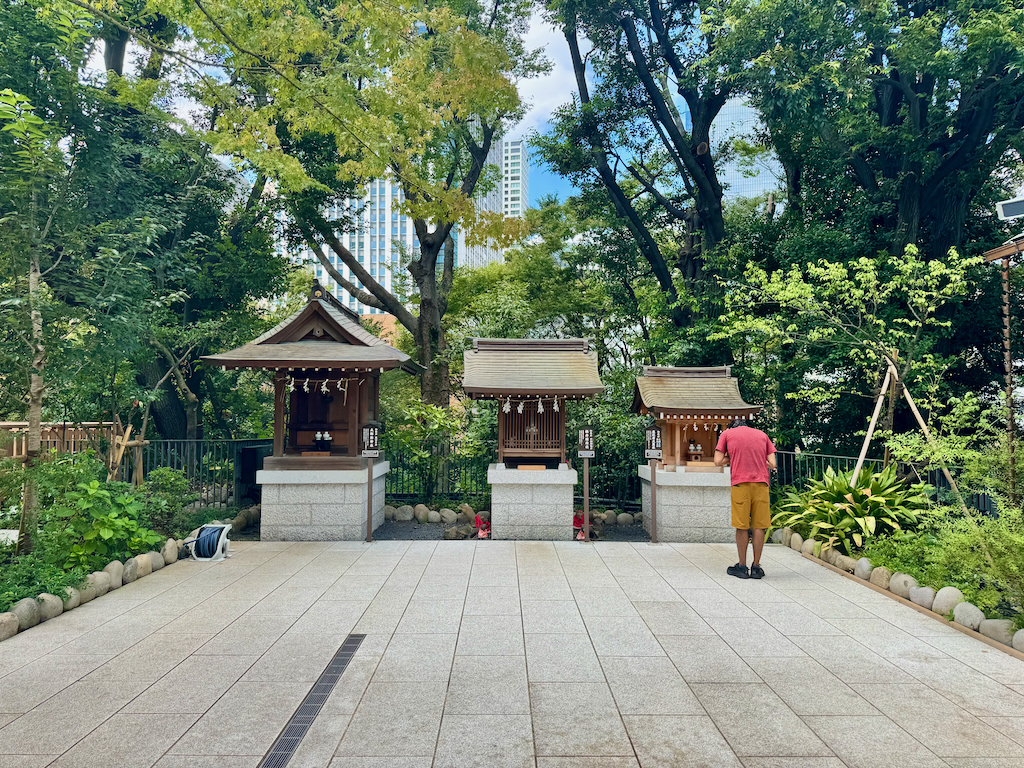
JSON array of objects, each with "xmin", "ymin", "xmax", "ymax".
[{"xmin": 508, "ymin": 11, "xmax": 579, "ymax": 141}]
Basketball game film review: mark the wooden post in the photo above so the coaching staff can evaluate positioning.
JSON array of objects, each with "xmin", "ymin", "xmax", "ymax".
[
  {"xmin": 583, "ymin": 456, "xmax": 590, "ymax": 542},
  {"xmin": 650, "ymin": 459, "xmax": 658, "ymax": 543},
  {"xmin": 853, "ymin": 367, "xmax": 891, "ymax": 479},
  {"xmin": 366, "ymin": 457, "xmax": 374, "ymax": 543},
  {"xmin": 273, "ymin": 371, "xmax": 285, "ymax": 457},
  {"xmin": 674, "ymin": 422, "xmax": 682, "ymax": 468}
]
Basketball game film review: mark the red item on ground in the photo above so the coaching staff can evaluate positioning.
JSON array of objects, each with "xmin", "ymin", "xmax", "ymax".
[
  {"xmin": 474, "ymin": 514, "xmax": 490, "ymax": 538},
  {"xmin": 715, "ymin": 425, "xmax": 776, "ymax": 485},
  {"xmin": 573, "ymin": 511, "xmax": 584, "ymax": 530}
]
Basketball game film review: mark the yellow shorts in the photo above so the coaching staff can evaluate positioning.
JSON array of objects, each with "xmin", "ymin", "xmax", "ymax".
[{"xmin": 731, "ymin": 483, "xmax": 771, "ymax": 529}]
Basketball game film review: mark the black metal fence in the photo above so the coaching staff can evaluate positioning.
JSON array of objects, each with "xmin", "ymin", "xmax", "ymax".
[{"xmin": 117, "ymin": 440, "xmax": 993, "ymax": 514}]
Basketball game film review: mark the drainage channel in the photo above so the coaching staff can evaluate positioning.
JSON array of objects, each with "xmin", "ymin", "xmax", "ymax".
[{"xmin": 257, "ymin": 633, "xmax": 365, "ymax": 768}]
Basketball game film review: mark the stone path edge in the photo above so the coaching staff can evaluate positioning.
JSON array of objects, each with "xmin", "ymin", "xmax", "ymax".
[{"xmin": 802, "ymin": 551, "xmax": 1024, "ymax": 662}]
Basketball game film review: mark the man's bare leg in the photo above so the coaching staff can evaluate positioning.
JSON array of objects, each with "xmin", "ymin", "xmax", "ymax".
[
  {"xmin": 735, "ymin": 528, "xmax": 749, "ymax": 566},
  {"xmin": 751, "ymin": 528, "xmax": 766, "ymax": 566}
]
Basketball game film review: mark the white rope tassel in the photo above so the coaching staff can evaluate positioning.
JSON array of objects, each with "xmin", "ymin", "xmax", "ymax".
[
  {"xmin": 320, "ymin": 380, "xmax": 329, "ymax": 394},
  {"xmin": 517, "ymin": 401, "xmax": 524, "ymax": 414},
  {"xmin": 503, "ymin": 398, "xmax": 511, "ymax": 414},
  {"xmin": 552, "ymin": 398, "xmax": 559, "ymax": 412},
  {"xmin": 537, "ymin": 397, "xmax": 543, "ymax": 414},
  {"xmin": 287, "ymin": 377, "xmax": 295, "ymax": 392}
]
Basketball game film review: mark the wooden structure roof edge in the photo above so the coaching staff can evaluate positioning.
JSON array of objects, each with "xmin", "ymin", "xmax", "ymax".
[
  {"xmin": 463, "ymin": 337, "xmax": 603, "ymax": 398},
  {"xmin": 983, "ymin": 234, "xmax": 1024, "ymax": 263},
  {"xmin": 632, "ymin": 365, "xmax": 760, "ymax": 415},
  {"xmin": 470, "ymin": 337, "xmax": 591, "ymax": 352}
]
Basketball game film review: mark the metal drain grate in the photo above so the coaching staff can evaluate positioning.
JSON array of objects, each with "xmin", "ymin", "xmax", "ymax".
[{"xmin": 257, "ymin": 633, "xmax": 364, "ymax": 768}]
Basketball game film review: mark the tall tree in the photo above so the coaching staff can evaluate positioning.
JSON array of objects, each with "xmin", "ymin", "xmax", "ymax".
[
  {"xmin": 537, "ymin": 0, "xmax": 747, "ymax": 327},
  {"xmin": 729, "ymin": 0, "xmax": 1024, "ymax": 259},
  {"xmin": 113, "ymin": 0, "xmax": 543, "ymax": 405}
]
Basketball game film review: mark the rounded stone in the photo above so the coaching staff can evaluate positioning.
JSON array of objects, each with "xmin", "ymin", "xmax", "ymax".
[
  {"xmin": 770, "ymin": 529, "xmax": 784, "ymax": 544},
  {"xmin": 800, "ymin": 538, "xmax": 816, "ymax": 556},
  {"xmin": 932, "ymin": 586, "xmax": 965, "ymax": 617},
  {"xmin": 789, "ymin": 532, "xmax": 804, "ymax": 551},
  {"xmin": 818, "ymin": 546, "xmax": 834, "ymax": 564},
  {"xmin": 868, "ymin": 566, "xmax": 892, "ymax": 589},
  {"xmin": 953, "ymin": 601, "xmax": 985, "ymax": 630},
  {"xmin": 103, "ymin": 561, "xmax": 124, "ymax": 590},
  {"xmin": 834, "ymin": 554, "xmax": 857, "ymax": 573},
  {"xmin": 88, "ymin": 571, "xmax": 111, "ymax": 597},
  {"xmin": 37, "ymin": 593, "xmax": 63, "ymax": 622},
  {"xmin": 122, "ymin": 557, "xmax": 139, "ymax": 583},
  {"xmin": 78, "ymin": 580, "xmax": 97, "ymax": 604},
  {"xmin": 1013, "ymin": 628, "xmax": 1024, "ymax": 652},
  {"xmin": 161, "ymin": 538, "xmax": 178, "ymax": 565},
  {"xmin": 383, "ymin": 505, "xmax": 396, "ymax": 521},
  {"xmin": 603, "ymin": 512, "xmax": 617, "ymax": 526},
  {"xmin": 854, "ymin": 558, "xmax": 874, "ymax": 580},
  {"xmin": 478, "ymin": 510, "xmax": 491, "ymax": 523},
  {"xmin": 427, "ymin": 509, "xmax": 442, "ymax": 523},
  {"xmin": 634, "ymin": 513, "xmax": 643, "ymax": 524},
  {"xmin": 458, "ymin": 502, "xmax": 474, "ymax": 517},
  {"xmin": 617, "ymin": 513, "xmax": 634, "ymax": 526},
  {"xmin": 11, "ymin": 598, "xmax": 40, "ymax": 630},
  {"xmin": 135, "ymin": 553, "xmax": 153, "ymax": 579},
  {"xmin": 781, "ymin": 527, "xmax": 794, "ymax": 547},
  {"xmin": 62, "ymin": 587, "xmax": 81, "ymax": 611},
  {"xmin": 231, "ymin": 515, "xmax": 246, "ymax": 533},
  {"xmin": 889, "ymin": 573, "xmax": 918, "ymax": 599},
  {"xmin": 147, "ymin": 551, "xmax": 165, "ymax": 571},
  {"xmin": 395, "ymin": 505, "xmax": 414, "ymax": 522},
  {"xmin": 439, "ymin": 508, "xmax": 457, "ymax": 524},
  {"xmin": 909, "ymin": 586, "xmax": 935, "ymax": 611},
  {"xmin": 0, "ymin": 612, "xmax": 18, "ymax": 641},
  {"xmin": 979, "ymin": 619, "xmax": 1016, "ymax": 646},
  {"xmin": 442, "ymin": 526, "xmax": 461, "ymax": 540},
  {"xmin": 413, "ymin": 504, "xmax": 431, "ymax": 523}
]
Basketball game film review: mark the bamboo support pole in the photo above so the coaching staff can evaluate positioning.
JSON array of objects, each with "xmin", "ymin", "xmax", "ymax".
[{"xmin": 853, "ymin": 367, "xmax": 891, "ymax": 479}]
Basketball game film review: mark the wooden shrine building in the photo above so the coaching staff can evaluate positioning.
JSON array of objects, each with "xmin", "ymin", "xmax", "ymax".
[
  {"xmin": 202, "ymin": 282, "xmax": 415, "ymax": 468},
  {"xmin": 632, "ymin": 366, "xmax": 761, "ymax": 470},
  {"xmin": 463, "ymin": 338, "xmax": 603, "ymax": 467}
]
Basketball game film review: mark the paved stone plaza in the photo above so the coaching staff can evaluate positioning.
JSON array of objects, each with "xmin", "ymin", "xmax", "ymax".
[{"xmin": 1, "ymin": 540, "xmax": 1023, "ymax": 767}]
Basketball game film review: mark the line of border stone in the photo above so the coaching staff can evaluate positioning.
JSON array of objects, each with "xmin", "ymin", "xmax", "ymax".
[
  {"xmin": 0, "ymin": 535, "xmax": 185, "ymax": 643},
  {"xmin": 772, "ymin": 526, "xmax": 1024, "ymax": 658}
]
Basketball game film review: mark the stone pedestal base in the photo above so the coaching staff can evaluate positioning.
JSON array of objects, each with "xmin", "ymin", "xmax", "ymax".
[
  {"xmin": 639, "ymin": 464, "xmax": 734, "ymax": 543},
  {"xmin": 257, "ymin": 461, "xmax": 388, "ymax": 541},
  {"xmin": 488, "ymin": 463, "xmax": 578, "ymax": 540}
]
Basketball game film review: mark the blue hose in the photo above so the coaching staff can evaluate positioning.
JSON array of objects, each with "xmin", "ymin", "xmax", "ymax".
[{"xmin": 194, "ymin": 526, "xmax": 222, "ymax": 559}]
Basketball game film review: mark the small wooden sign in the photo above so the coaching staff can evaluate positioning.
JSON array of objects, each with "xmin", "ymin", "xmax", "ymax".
[
  {"xmin": 578, "ymin": 426, "xmax": 595, "ymax": 458},
  {"xmin": 645, "ymin": 425, "xmax": 663, "ymax": 459}
]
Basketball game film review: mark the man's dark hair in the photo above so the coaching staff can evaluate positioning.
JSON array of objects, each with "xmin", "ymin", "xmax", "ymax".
[{"xmin": 728, "ymin": 418, "xmax": 748, "ymax": 429}]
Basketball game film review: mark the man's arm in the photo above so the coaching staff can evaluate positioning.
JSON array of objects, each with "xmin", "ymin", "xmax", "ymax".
[
  {"xmin": 714, "ymin": 450, "xmax": 729, "ymax": 467},
  {"xmin": 766, "ymin": 452, "xmax": 777, "ymax": 470}
]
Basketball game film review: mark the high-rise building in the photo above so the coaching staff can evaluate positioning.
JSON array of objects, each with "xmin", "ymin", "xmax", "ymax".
[
  {"xmin": 287, "ymin": 139, "xmax": 528, "ymax": 310},
  {"xmin": 285, "ymin": 178, "xmax": 449, "ymax": 316},
  {"xmin": 503, "ymin": 139, "xmax": 528, "ymax": 219}
]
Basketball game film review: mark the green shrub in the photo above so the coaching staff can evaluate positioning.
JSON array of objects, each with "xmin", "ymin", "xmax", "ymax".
[
  {"xmin": 140, "ymin": 468, "xmax": 198, "ymax": 536},
  {"xmin": 772, "ymin": 465, "xmax": 931, "ymax": 555},
  {"xmin": 0, "ymin": 542, "xmax": 88, "ymax": 613},
  {"xmin": 46, "ymin": 480, "xmax": 164, "ymax": 570}
]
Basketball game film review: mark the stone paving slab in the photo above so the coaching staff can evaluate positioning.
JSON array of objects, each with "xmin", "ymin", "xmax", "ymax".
[{"xmin": 2, "ymin": 540, "xmax": 1024, "ymax": 767}]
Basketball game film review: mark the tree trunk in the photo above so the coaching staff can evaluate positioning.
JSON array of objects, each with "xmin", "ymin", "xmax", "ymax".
[
  {"xmin": 137, "ymin": 359, "xmax": 188, "ymax": 439},
  {"xmin": 154, "ymin": 340, "xmax": 199, "ymax": 440},
  {"xmin": 16, "ymin": 247, "xmax": 46, "ymax": 555}
]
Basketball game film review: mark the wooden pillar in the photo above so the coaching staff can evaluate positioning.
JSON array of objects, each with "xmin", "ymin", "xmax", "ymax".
[
  {"xmin": 273, "ymin": 371, "xmax": 285, "ymax": 457},
  {"xmin": 498, "ymin": 408, "xmax": 505, "ymax": 464},
  {"xmin": 675, "ymin": 422, "xmax": 683, "ymax": 467}
]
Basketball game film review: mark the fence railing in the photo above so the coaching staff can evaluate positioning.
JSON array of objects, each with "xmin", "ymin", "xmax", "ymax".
[{"xmin": 26, "ymin": 436, "xmax": 990, "ymax": 514}]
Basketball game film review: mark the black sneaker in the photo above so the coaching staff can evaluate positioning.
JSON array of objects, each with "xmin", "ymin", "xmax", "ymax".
[
  {"xmin": 727, "ymin": 563, "xmax": 750, "ymax": 579},
  {"xmin": 749, "ymin": 564, "xmax": 765, "ymax": 580}
]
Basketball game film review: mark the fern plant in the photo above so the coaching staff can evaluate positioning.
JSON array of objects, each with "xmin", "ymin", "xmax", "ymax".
[{"xmin": 772, "ymin": 465, "xmax": 932, "ymax": 555}]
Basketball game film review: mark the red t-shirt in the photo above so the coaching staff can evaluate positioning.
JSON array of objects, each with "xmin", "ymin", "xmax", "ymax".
[{"xmin": 716, "ymin": 426, "xmax": 776, "ymax": 485}]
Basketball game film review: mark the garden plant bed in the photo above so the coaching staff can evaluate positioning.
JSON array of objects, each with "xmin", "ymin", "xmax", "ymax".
[{"xmin": 799, "ymin": 550, "xmax": 1024, "ymax": 661}]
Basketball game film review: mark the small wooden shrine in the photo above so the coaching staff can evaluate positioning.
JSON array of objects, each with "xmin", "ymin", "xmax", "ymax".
[
  {"xmin": 632, "ymin": 366, "xmax": 761, "ymax": 470},
  {"xmin": 463, "ymin": 338, "xmax": 603, "ymax": 467},
  {"xmin": 202, "ymin": 282, "xmax": 415, "ymax": 468}
]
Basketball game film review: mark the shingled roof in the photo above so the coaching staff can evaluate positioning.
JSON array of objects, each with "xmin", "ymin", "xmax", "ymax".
[
  {"xmin": 632, "ymin": 366, "xmax": 761, "ymax": 417},
  {"xmin": 463, "ymin": 338, "xmax": 604, "ymax": 398},
  {"xmin": 202, "ymin": 282, "xmax": 416, "ymax": 372}
]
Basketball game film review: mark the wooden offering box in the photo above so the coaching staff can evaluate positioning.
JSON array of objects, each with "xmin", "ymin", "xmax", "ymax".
[{"xmin": 632, "ymin": 366, "xmax": 761, "ymax": 471}]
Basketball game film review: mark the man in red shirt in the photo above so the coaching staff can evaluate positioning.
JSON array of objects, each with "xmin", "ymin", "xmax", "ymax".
[{"xmin": 714, "ymin": 418, "xmax": 777, "ymax": 579}]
